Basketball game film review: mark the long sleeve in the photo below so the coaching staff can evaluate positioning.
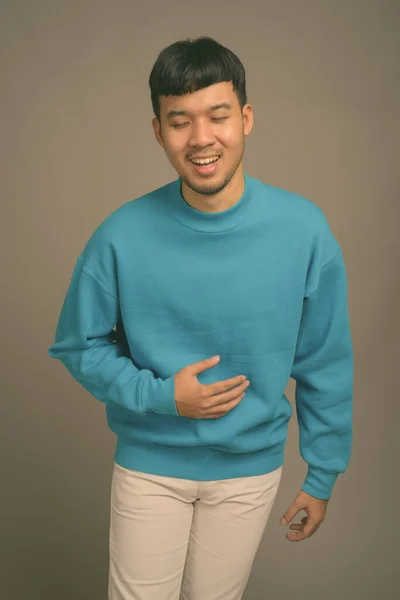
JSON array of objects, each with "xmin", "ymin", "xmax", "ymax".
[
  {"xmin": 48, "ymin": 257, "xmax": 178, "ymax": 416},
  {"xmin": 290, "ymin": 248, "xmax": 353, "ymax": 500}
]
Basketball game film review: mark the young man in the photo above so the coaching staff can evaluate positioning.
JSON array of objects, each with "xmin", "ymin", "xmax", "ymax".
[{"xmin": 48, "ymin": 36, "xmax": 353, "ymax": 600}]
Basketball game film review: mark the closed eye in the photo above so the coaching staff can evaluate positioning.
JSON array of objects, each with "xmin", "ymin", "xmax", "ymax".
[{"xmin": 171, "ymin": 117, "xmax": 229, "ymax": 129}]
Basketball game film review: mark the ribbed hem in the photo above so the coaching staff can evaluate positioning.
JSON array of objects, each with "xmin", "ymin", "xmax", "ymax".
[
  {"xmin": 301, "ymin": 466, "xmax": 339, "ymax": 499},
  {"xmin": 114, "ymin": 439, "xmax": 285, "ymax": 481},
  {"xmin": 140, "ymin": 374, "xmax": 178, "ymax": 416}
]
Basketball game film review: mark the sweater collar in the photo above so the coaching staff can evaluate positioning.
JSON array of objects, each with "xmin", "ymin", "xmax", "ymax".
[{"xmin": 164, "ymin": 171, "xmax": 253, "ymax": 233}]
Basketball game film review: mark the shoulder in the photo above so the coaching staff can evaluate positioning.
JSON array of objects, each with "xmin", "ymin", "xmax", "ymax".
[
  {"xmin": 76, "ymin": 183, "xmax": 167, "ymax": 288},
  {"xmin": 252, "ymin": 176, "xmax": 328, "ymax": 229},
  {"xmin": 80, "ymin": 182, "xmax": 166, "ymax": 257},
  {"xmin": 251, "ymin": 175, "xmax": 341, "ymax": 263}
]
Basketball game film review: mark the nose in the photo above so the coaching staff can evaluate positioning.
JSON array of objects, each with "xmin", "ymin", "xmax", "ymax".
[{"xmin": 188, "ymin": 118, "xmax": 216, "ymax": 148}]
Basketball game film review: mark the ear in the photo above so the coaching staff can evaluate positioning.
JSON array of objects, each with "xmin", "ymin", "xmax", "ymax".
[
  {"xmin": 152, "ymin": 117, "xmax": 165, "ymax": 148},
  {"xmin": 242, "ymin": 104, "xmax": 254, "ymax": 137}
]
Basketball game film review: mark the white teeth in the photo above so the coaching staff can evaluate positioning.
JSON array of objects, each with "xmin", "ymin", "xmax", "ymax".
[{"xmin": 191, "ymin": 156, "xmax": 220, "ymax": 165}]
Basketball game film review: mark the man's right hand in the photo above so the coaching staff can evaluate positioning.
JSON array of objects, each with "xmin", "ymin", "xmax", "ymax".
[{"xmin": 174, "ymin": 355, "xmax": 250, "ymax": 419}]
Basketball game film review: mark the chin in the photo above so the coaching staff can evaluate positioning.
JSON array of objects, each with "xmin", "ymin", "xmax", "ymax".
[{"xmin": 188, "ymin": 178, "xmax": 229, "ymax": 197}]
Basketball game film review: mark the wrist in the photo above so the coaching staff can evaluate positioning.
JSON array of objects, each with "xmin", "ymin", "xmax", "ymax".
[{"xmin": 302, "ymin": 466, "xmax": 338, "ymax": 500}]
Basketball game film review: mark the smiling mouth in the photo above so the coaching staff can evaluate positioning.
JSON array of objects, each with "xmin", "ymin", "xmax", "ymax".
[
  {"xmin": 189, "ymin": 155, "xmax": 221, "ymax": 174},
  {"xmin": 189, "ymin": 155, "xmax": 221, "ymax": 165}
]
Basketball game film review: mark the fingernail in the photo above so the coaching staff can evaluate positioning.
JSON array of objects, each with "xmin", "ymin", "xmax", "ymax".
[{"xmin": 280, "ymin": 518, "xmax": 287, "ymax": 525}]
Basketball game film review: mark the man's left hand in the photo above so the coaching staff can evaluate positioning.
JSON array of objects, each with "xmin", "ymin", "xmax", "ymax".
[{"xmin": 280, "ymin": 490, "xmax": 329, "ymax": 542}]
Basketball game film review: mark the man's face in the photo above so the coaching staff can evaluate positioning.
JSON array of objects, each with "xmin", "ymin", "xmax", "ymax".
[{"xmin": 152, "ymin": 82, "xmax": 253, "ymax": 197}]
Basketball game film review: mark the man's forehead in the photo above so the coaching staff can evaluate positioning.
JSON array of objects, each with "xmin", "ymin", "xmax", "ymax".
[{"xmin": 161, "ymin": 82, "xmax": 237, "ymax": 117}]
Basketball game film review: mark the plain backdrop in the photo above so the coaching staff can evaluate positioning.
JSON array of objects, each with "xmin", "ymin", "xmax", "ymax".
[{"xmin": 1, "ymin": 1, "xmax": 399, "ymax": 599}]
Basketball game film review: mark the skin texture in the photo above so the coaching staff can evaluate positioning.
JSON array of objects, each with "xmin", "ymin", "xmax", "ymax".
[
  {"xmin": 280, "ymin": 491, "xmax": 329, "ymax": 542},
  {"xmin": 152, "ymin": 81, "xmax": 253, "ymax": 213},
  {"xmin": 152, "ymin": 81, "xmax": 328, "ymax": 541}
]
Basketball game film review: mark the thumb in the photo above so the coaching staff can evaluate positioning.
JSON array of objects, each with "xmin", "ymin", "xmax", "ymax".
[{"xmin": 280, "ymin": 502, "xmax": 301, "ymax": 526}]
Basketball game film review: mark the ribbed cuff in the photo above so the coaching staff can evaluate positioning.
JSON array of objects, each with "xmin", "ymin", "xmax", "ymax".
[
  {"xmin": 301, "ymin": 466, "xmax": 339, "ymax": 500},
  {"xmin": 141, "ymin": 374, "xmax": 178, "ymax": 416}
]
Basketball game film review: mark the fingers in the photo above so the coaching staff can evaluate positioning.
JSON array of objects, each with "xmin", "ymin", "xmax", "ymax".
[
  {"xmin": 302, "ymin": 518, "xmax": 320, "ymax": 537},
  {"xmin": 281, "ymin": 493, "xmax": 327, "ymax": 542},
  {"xmin": 205, "ymin": 375, "xmax": 247, "ymax": 397},
  {"xmin": 202, "ymin": 392, "xmax": 246, "ymax": 418},
  {"xmin": 281, "ymin": 503, "xmax": 321, "ymax": 541},
  {"xmin": 289, "ymin": 516, "xmax": 307, "ymax": 530},
  {"xmin": 280, "ymin": 502, "xmax": 302, "ymax": 526},
  {"xmin": 287, "ymin": 517, "xmax": 321, "ymax": 541},
  {"xmin": 286, "ymin": 521, "xmax": 321, "ymax": 542},
  {"xmin": 210, "ymin": 379, "xmax": 250, "ymax": 407}
]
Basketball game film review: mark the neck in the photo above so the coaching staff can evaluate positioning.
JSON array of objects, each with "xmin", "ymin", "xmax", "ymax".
[
  {"xmin": 164, "ymin": 170, "xmax": 253, "ymax": 234},
  {"xmin": 181, "ymin": 165, "xmax": 245, "ymax": 213}
]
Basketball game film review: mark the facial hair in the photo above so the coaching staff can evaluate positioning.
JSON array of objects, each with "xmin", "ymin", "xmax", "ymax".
[{"xmin": 182, "ymin": 137, "xmax": 246, "ymax": 197}]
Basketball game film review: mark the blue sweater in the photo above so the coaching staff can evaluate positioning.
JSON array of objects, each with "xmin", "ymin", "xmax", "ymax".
[{"xmin": 48, "ymin": 172, "xmax": 353, "ymax": 499}]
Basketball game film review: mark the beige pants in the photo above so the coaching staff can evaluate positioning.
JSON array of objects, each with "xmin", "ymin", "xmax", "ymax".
[{"xmin": 108, "ymin": 461, "xmax": 282, "ymax": 600}]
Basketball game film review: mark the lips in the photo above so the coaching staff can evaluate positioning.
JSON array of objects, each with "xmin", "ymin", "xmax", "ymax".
[{"xmin": 190, "ymin": 156, "xmax": 221, "ymax": 175}]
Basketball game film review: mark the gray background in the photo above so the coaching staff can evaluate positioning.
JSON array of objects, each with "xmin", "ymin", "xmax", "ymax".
[{"xmin": 1, "ymin": 1, "xmax": 398, "ymax": 598}]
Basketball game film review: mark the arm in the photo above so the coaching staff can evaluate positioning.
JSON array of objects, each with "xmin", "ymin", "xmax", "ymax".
[
  {"xmin": 48, "ymin": 257, "xmax": 178, "ymax": 416},
  {"xmin": 290, "ymin": 248, "xmax": 354, "ymax": 500}
]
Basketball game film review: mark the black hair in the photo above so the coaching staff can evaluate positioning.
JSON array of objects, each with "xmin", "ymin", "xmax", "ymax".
[{"xmin": 149, "ymin": 36, "xmax": 247, "ymax": 121}]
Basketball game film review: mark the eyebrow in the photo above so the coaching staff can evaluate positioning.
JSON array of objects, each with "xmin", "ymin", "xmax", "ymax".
[{"xmin": 166, "ymin": 103, "xmax": 233, "ymax": 119}]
